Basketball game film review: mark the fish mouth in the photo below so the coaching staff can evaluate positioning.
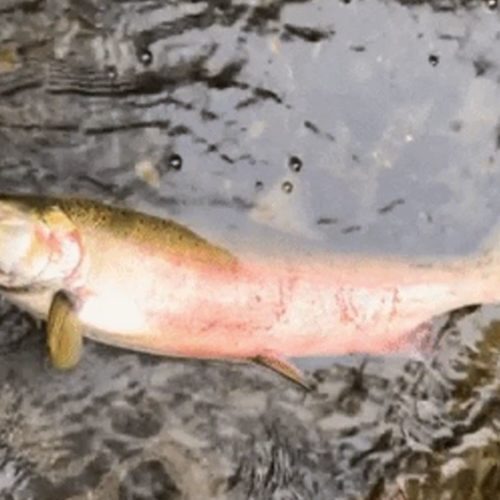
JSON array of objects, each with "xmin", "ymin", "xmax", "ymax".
[
  {"xmin": 0, "ymin": 264, "xmax": 44, "ymax": 291},
  {"xmin": 0, "ymin": 273, "xmax": 46, "ymax": 293}
]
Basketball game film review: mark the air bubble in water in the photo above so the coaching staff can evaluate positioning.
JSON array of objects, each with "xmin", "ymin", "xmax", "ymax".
[
  {"xmin": 168, "ymin": 154, "xmax": 182, "ymax": 170},
  {"xmin": 428, "ymin": 54, "xmax": 439, "ymax": 66},
  {"xmin": 139, "ymin": 49, "xmax": 153, "ymax": 66},
  {"xmin": 106, "ymin": 66, "xmax": 117, "ymax": 79},
  {"xmin": 288, "ymin": 156, "xmax": 303, "ymax": 173}
]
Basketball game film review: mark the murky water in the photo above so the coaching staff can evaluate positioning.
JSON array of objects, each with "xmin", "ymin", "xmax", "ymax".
[{"xmin": 1, "ymin": 0, "xmax": 500, "ymax": 498}]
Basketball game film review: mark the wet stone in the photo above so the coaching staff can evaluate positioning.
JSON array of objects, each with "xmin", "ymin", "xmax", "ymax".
[
  {"xmin": 119, "ymin": 460, "xmax": 181, "ymax": 500},
  {"xmin": 0, "ymin": 302, "xmax": 41, "ymax": 353},
  {"xmin": 110, "ymin": 401, "xmax": 163, "ymax": 439}
]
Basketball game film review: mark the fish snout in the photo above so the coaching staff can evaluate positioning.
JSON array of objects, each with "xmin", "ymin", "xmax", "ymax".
[{"xmin": 0, "ymin": 217, "xmax": 39, "ymax": 286}]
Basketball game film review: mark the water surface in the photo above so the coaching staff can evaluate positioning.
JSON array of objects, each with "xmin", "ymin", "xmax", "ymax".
[{"xmin": 1, "ymin": 0, "xmax": 500, "ymax": 498}]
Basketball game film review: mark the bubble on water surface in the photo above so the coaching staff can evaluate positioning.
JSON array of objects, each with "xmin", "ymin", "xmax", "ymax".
[
  {"xmin": 428, "ymin": 54, "xmax": 439, "ymax": 66},
  {"xmin": 281, "ymin": 181, "xmax": 293, "ymax": 194},
  {"xmin": 106, "ymin": 65, "xmax": 117, "ymax": 79},
  {"xmin": 288, "ymin": 156, "xmax": 303, "ymax": 173},
  {"xmin": 139, "ymin": 48, "xmax": 153, "ymax": 66},
  {"xmin": 168, "ymin": 154, "xmax": 182, "ymax": 171}
]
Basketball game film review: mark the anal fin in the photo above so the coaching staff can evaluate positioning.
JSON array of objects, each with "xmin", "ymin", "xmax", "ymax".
[{"xmin": 252, "ymin": 353, "xmax": 311, "ymax": 390}]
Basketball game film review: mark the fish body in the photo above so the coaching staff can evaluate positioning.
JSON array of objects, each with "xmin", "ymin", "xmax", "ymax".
[{"xmin": 0, "ymin": 194, "xmax": 496, "ymax": 386}]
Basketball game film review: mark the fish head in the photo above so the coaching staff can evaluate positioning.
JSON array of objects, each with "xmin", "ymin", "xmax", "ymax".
[
  {"xmin": 0, "ymin": 195, "xmax": 81, "ymax": 289},
  {"xmin": 0, "ymin": 197, "xmax": 42, "ymax": 285}
]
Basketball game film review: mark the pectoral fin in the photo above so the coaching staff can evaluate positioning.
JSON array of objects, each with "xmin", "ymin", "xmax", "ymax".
[
  {"xmin": 47, "ymin": 291, "xmax": 83, "ymax": 370},
  {"xmin": 252, "ymin": 353, "xmax": 311, "ymax": 390}
]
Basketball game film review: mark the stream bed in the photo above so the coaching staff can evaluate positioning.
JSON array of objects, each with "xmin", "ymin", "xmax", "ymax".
[{"xmin": 1, "ymin": 0, "xmax": 500, "ymax": 498}]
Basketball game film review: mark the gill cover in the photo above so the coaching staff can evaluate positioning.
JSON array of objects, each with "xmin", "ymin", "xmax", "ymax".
[{"xmin": 0, "ymin": 196, "xmax": 81, "ymax": 289}]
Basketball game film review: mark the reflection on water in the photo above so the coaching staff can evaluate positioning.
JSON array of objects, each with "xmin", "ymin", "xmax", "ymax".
[{"xmin": 1, "ymin": 0, "xmax": 500, "ymax": 498}]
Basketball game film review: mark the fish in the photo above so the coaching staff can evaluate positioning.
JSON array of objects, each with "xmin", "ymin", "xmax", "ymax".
[{"xmin": 0, "ymin": 193, "xmax": 497, "ymax": 389}]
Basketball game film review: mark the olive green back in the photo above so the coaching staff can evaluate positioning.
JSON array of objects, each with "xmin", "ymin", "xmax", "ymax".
[{"xmin": 0, "ymin": 194, "xmax": 236, "ymax": 267}]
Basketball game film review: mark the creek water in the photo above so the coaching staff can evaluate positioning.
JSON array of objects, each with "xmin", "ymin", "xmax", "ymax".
[{"xmin": 0, "ymin": 0, "xmax": 500, "ymax": 498}]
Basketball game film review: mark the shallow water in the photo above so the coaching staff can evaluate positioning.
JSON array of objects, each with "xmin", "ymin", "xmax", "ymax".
[{"xmin": 1, "ymin": 0, "xmax": 500, "ymax": 498}]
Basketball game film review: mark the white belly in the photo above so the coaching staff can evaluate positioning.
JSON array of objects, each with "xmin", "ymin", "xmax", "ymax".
[{"xmin": 77, "ymin": 290, "xmax": 150, "ymax": 335}]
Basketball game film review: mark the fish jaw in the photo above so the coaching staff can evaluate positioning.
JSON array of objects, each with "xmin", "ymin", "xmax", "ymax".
[
  {"xmin": 0, "ymin": 206, "xmax": 48, "ymax": 288},
  {"xmin": 0, "ymin": 197, "xmax": 84, "ymax": 291}
]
